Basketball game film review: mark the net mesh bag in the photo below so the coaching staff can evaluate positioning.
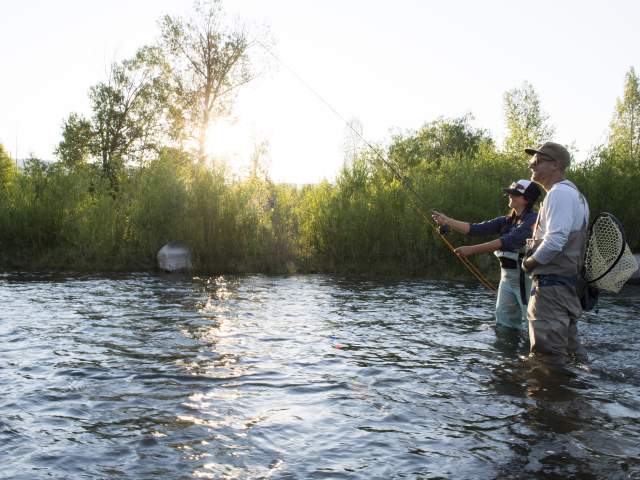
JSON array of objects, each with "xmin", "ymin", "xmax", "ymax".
[{"xmin": 584, "ymin": 213, "xmax": 638, "ymax": 293}]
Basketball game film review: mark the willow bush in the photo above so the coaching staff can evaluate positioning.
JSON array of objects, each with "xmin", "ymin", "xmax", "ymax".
[
  {"xmin": 571, "ymin": 150, "xmax": 640, "ymax": 251},
  {"xmin": 0, "ymin": 122, "xmax": 637, "ymax": 276},
  {"xmin": 294, "ymin": 137, "xmax": 532, "ymax": 276}
]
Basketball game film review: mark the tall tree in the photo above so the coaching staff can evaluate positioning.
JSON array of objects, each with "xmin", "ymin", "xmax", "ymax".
[
  {"xmin": 159, "ymin": 0, "xmax": 256, "ymax": 162},
  {"xmin": 249, "ymin": 138, "xmax": 270, "ymax": 179},
  {"xmin": 91, "ymin": 46, "xmax": 170, "ymax": 188},
  {"xmin": 55, "ymin": 113, "xmax": 93, "ymax": 169},
  {"xmin": 609, "ymin": 67, "xmax": 640, "ymax": 162},
  {"xmin": 343, "ymin": 118, "xmax": 364, "ymax": 165},
  {"xmin": 388, "ymin": 115, "xmax": 493, "ymax": 170},
  {"xmin": 0, "ymin": 143, "xmax": 17, "ymax": 186},
  {"xmin": 56, "ymin": 46, "xmax": 170, "ymax": 189},
  {"xmin": 503, "ymin": 81, "xmax": 555, "ymax": 157}
]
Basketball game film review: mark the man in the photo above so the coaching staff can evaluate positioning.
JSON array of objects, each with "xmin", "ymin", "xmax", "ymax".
[{"xmin": 521, "ymin": 142, "xmax": 589, "ymax": 365}]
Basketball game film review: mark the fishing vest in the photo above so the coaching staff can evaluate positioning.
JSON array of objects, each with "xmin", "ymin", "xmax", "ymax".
[
  {"xmin": 528, "ymin": 182, "xmax": 589, "ymax": 278},
  {"xmin": 494, "ymin": 215, "xmax": 528, "ymax": 268}
]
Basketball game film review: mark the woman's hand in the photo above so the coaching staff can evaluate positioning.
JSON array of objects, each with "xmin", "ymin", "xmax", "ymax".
[
  {"xmin": 431, "ymin": 210, "xmax": 449, "ymax": 226},
  {"xmin": 454, "ymin": 245, "xmax": 475, "ymax": 257}
]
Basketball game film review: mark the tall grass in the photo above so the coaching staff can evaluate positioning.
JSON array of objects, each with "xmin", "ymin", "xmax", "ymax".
[{"xmin": 0, "ymin": 130, "xmax": 636, "ymax": 276}]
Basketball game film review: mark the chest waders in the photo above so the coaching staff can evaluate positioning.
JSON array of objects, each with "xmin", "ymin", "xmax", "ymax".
[
  {"xmin": 494, "ymin": 249, "xmax": 528, "ymax": 305},
  {"xmin": 524, "ymin": 185, "xmax": 589, "ymax": 363},
  {"xmin": 494, "ymin": 249, "xmax": 530, "ymax": 329}
]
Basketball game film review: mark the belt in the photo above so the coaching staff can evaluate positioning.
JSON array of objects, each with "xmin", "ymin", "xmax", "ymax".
[
  {"xmin": 533, "ymin": 274, "xmax": 578, "ymax": 287},
  {"xmin": 499, "ymin": 257, "xmax": 518, "ymax": 269}
]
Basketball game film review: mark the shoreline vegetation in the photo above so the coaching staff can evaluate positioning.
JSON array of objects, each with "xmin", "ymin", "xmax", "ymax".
[
  {"xmin": 1, "ymin": 2, "xmax": 638, "ymax": 279},
  {"xmin": 0, "ymin": 112, "xmax": 638, "ymax": 279}
]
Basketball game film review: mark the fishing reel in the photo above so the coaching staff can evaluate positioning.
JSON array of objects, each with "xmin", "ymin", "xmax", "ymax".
[{"xmin": 439, "ymin": 224, "xmax": 450, "ymax": 235}]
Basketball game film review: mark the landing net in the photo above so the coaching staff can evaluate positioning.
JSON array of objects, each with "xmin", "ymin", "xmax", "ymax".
[{"xmin": 584, "ymin": 213, "xmax": 638, "ymax": 293}]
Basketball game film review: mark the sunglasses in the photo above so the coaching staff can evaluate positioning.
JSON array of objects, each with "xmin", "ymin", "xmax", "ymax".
[{"xmin": 528, "ymin": 153, "xmax": 556, "ymax": 168}]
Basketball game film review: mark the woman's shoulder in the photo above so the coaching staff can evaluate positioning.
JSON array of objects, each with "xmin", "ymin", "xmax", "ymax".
[{"xmin": 516, "ymin": 210, "xmax": 537, "ymax": 227}]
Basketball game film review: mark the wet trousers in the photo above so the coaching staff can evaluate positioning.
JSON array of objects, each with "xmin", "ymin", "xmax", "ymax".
[
  {"xmin": 527, "ymin": 280, "xmax": 587, "ymax": 364},
  {"xmin": 495, "ymin": 267, "xmax": 530, "ymax": 330}
]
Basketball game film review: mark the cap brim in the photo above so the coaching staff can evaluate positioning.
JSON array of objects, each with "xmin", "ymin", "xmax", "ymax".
[
  {"xmin": 502, "ymin": 188, "xmax": 523, "ymax": 195},
  {"xmin": 524, "ymin": 148, "xmax": 540, "ymax": 156}
]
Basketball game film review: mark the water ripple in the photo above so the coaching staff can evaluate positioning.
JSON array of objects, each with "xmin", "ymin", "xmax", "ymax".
[{"xmin": 0, "ymin": 273, "xmax": 639, "ymax": 479}]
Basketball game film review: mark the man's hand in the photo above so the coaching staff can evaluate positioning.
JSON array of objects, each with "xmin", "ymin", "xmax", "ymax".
[{"xmin": 522, "ymin": 256, "xmax": 539, "ymax": 272}]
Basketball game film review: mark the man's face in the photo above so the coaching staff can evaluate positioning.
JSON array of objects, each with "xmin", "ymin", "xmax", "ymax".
[{"xmin": 529, "ymin": 153, "xmax": 558, "ymax": 183}]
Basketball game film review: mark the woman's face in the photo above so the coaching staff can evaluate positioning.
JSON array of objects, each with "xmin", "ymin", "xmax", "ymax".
[{"xmin": 508, "ymin": 193, "xmax": 528, "ymax": 211}]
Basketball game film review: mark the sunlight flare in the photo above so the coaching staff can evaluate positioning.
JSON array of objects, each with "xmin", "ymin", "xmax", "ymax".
[{"xmin": 204, "ymin": 119, "xmax": 254, "ymax": 171}]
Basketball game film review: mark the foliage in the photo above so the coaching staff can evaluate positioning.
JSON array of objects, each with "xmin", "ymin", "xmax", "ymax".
[
  {"xmin": 572, "ymin": 148, "xmax": 640, "ymax": 252},
  {"xmin": 0, "ymin": 145, "xmax": 305, "ymax": 272},
  {"xmin": 503, "ymin": 81, "xmax": 555, "ymax": 157},
  {"xmin": 388, "ymin": 115, "xmax": 493, "ymax": 170},
  {"xmin": 0, "ymin": 143, "xmax": 16, "ymax": 187},
  {"xmin": 568, "ymin": 67, "xmax": 640, "ymax": 252},
  {"xmin": 56, "ymin": 113, "xmax": 93, "ymax": 168},
  {"xmin": 4, "ymin": 1, "xmax": 639, "ymax": 277},
  {"xmin": 1, "ymin": 83, "xmax": 638, "ymax": 275},
  {"xmin": 608, "ymin": 67, "xmax": 640, "ymax": 162},
  {"xmin": 56, "ymin": 47, "xmax": 170, "ymax": 191},
  {"xmin": 159, "ymin": 0, "xmax": 256, "ymax": 161}
]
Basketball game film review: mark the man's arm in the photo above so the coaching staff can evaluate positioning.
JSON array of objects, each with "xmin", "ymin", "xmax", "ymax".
[{"xmin": 529, "ymin": 187, "xmax": 575, "ymax": 265}]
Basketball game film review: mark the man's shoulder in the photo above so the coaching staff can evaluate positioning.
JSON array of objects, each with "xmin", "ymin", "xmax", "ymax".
[{"xmin": 548, "ymin": 181, "xmax": 581, "ymax": 200}]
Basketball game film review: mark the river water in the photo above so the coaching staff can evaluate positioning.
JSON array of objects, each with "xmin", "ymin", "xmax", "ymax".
[{"xmin": 1, "ymin": 273, "xmax": 639, "ymax": 479}]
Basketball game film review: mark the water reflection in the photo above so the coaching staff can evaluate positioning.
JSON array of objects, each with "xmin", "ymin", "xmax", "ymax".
[{"xmin": 0, "ymin": 274, "xmax": 639, "ymax": 479}]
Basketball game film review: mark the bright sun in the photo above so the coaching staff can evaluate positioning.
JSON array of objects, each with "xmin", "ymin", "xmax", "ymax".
[{"xmin": 204, "ymin": 119, "xmax": 255, "ymax": 172}]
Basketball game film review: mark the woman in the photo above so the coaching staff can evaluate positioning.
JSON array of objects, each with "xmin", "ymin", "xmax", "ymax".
[{"xmin": 431, "ymin": 179, "xmax": 542, "ymax": 330}]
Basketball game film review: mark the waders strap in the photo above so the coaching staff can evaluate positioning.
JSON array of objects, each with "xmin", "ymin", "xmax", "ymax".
[{"xmin": 518, "ymin": 254, "xmax": 527, "ymax": 305}]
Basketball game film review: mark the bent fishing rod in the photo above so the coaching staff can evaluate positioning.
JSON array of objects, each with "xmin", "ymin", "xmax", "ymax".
[{"xmin": 256, "ymin": 41, "xmax": 496, "ymax": 292}]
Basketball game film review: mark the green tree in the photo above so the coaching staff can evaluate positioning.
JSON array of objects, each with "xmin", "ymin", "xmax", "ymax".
[
  {"xmin": 0, "ymin": 143, "xmax": 16, "ymax": 186},
  {"xmin": 609, "ymin": 66, "xmax": 640, "ymax": 162},
  {"xmin": 159, "ymin": 0, "xmax": 257, "ymax": 162},
  {"xmin": 343, "ymin": 118, "xmax": 365, "ymax": 165},
  {"xmin": 249, "ymin": 139, "xmax": 270, "ymax": 180},
  {"xmin": 388, "ymin": 115, "xmax": 493, "ymax": 170},
  {"xmin": 55, "ymin": 113, "xmax": 93, "ymax": 168},
  {"xmin": 57, "ymin": 47, "xmax": 169, "ymax": 189},
  {"xmin": 503, "ymin": 81, "xmax": 555, "ymax": 157},
  {"xmin": 91, "ymin": 47, "xmax": 169, "ymax": 189}
]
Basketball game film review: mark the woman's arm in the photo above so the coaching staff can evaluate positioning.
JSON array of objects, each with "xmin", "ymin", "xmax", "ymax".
[
  {"xmin": 431, "ymin": 210, "xmax": 470, "ymax": 234},
  {"xmin": 454, "ymin": 238, "xmax": 503, "ymax": 257},
  {"xmin": 499, "ymin": 211, "xmax": 537, "ymax": 251}
]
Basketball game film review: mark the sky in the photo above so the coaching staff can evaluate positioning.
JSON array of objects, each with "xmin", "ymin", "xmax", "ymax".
[{"xmin": 1, "ymin": 0, "xmax": 639, "ymax": 184}]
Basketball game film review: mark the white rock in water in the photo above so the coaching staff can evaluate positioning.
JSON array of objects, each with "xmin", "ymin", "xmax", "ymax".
[{"xmin": 157, "ymin": 243, "xmax": 193, "ymax": 272}]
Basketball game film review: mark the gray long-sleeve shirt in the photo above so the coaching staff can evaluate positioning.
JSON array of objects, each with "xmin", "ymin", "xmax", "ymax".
[{"xmin": 531, "ymin": 180, "xmax": 589, "ymax": 265}]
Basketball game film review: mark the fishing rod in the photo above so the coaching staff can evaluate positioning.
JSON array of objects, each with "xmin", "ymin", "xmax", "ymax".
[{"xmin": 256, "ymin": 41, "xmax": 496, "ymax": 292}]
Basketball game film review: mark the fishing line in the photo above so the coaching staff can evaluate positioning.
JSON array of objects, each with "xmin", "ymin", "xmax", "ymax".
[{"xmin": 256, "ymin": 41, "xmax": 496, "ymax": 291}]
